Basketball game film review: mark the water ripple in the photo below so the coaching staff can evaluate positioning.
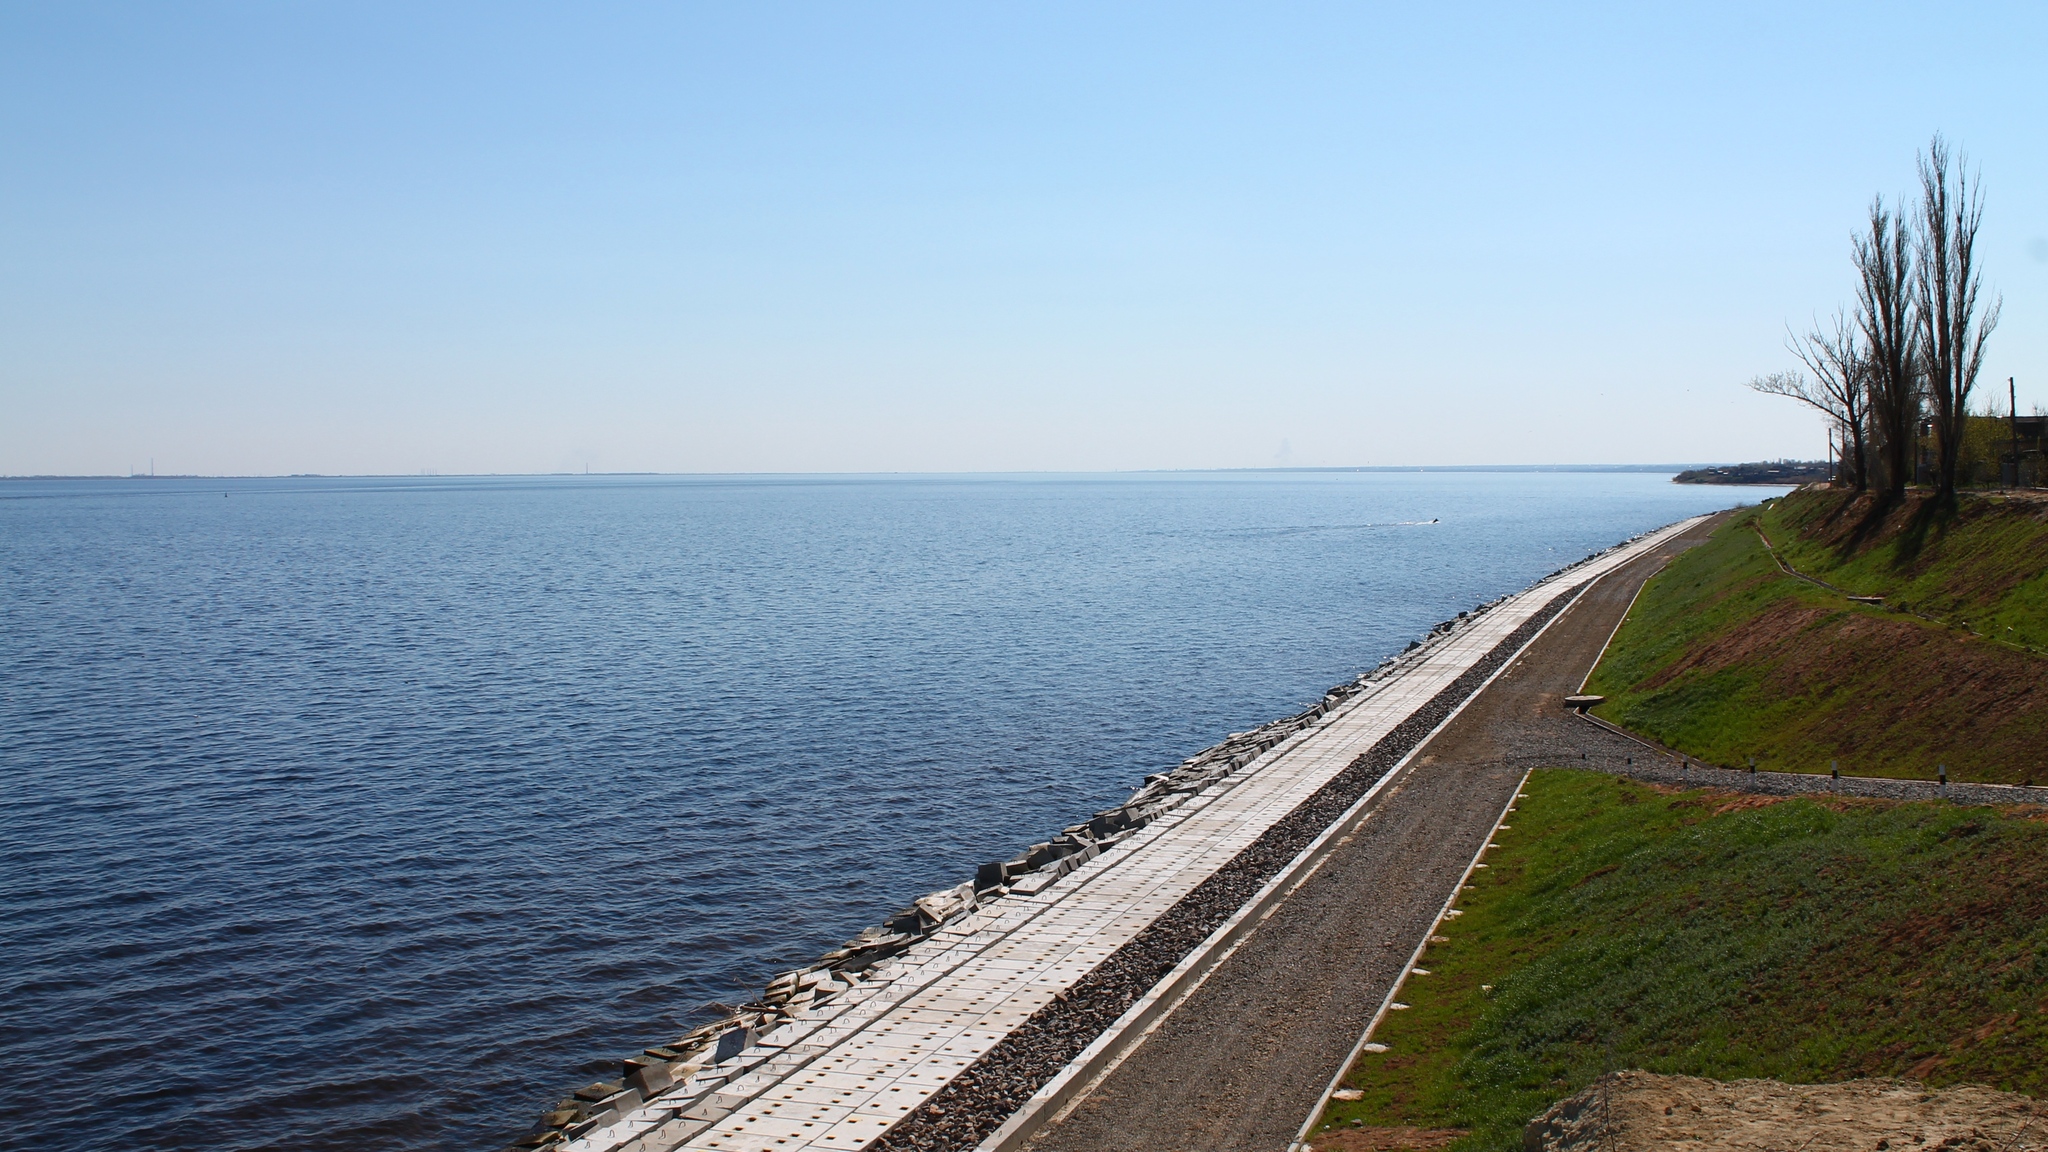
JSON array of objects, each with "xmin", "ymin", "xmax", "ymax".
[{"xmin": 0, "ymin": 471, "xmax": 1772, "ymax": 1151}]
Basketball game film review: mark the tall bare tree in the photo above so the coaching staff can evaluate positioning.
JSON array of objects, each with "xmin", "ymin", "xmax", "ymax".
[
  {"xmin": 1854, "ymin": 197, "xmax": 1917, "ymax": 497},
  {"xmin": 1914, "ymin": 135, "xmax": 2001, "ymax": 498},
  {"xmin": 1751, "ymin": 310, "xmax": 1869, "ymax": 490}
]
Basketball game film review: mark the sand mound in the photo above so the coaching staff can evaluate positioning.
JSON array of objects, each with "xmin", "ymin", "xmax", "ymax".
[{"xmin": 1525, "ymin": 1072, "xmax": 2046, "ymax": 1152}]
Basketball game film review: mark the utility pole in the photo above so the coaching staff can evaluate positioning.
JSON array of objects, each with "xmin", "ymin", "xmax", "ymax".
[{"xmin": 2011, "ymin": 377, "xmax": 2021, "ymax": 488}]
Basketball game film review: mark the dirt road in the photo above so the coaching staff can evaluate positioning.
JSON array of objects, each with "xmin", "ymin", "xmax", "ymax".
[{"xmin": 1024, "ymin": 515, "xmax": 1726, "ymax": 1152}]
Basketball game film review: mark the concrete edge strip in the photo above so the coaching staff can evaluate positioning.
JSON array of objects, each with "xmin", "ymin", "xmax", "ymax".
[
  {"xmin": 1286, "ymin": 764, "xmax": 1535, "ymax": 1152},
  {"xmin": 970, "ymin": 575, "xmax": 1607, "ymax": 1152},
  {"xmin": 1574, "ymin": 708, "xmax": 1682, "ymax": 759}
]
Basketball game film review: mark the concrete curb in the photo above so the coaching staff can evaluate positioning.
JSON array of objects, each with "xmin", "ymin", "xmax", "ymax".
[{"xmin": 1287, "ymin": 766, "xmax": 1533, "ymax": 1152}]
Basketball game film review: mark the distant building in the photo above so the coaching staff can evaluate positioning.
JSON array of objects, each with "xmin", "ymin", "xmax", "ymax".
[
  {"xmin": 2010, "ymin": 416, "xmax": 2046, "ymax": 487},
  {"xmin": 1919, "ymin": 414, "xmax": 2048, "ymax": 487}
]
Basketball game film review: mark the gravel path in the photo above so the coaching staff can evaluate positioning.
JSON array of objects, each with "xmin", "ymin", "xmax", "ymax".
[
  {"xmin": 1023, "ymin": 517, "xmax": 1728, "ymax": 1152},
  {"xmin": 1569, "ymin": 714, "xmax": 2048, "ymax": 808}
]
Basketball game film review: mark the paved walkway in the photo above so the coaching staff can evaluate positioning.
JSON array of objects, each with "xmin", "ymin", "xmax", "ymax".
[
  {"xmin": 555, "ymin": 519, "xmax": 1709, "ymax": 1152},
  {"xmin": 1024, "ymin": 515, "xmax": 1727, "ymax": 1152}
]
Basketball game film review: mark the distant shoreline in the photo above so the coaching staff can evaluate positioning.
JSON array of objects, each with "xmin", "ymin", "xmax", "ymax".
[
  {"xmin": 1672, "ymin": 461, "xmax": 1831, "ymax": 485},
  {"xmin": 3, "ymin": 464, "xmax": 1739, "ymax": 482}
]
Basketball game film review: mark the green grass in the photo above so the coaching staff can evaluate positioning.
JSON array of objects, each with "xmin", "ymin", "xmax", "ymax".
[
  {"xmin": 1314, "ymin": 769, "xmax": 2048, "ymax": 1152},
  {"xmin": 1582, "ymin": 491, "xmax": 2048, "ymax": 783},
  {"xmin": 1763, "ymin": 490, "xmax": 2048, "ymax": 653}
]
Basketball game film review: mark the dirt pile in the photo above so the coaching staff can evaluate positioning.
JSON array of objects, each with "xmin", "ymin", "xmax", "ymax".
[{"xmin": 1524, "ymin": 1072, "xmax": 2046, "ymax": 1152}]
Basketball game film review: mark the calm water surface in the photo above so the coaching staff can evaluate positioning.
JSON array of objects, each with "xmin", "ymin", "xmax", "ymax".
[{"xmin": 0, "ymin": 471, "xmax": 1781, "ymax": 1150}]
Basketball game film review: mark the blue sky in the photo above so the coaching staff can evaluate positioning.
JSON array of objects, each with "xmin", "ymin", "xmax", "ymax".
[{"xmin": 2, "ymin": 2, "xmax": 2043, "ymax": 475}]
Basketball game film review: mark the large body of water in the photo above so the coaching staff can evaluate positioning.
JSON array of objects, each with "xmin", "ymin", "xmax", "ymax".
[{"xmin": 0, "ymin": 471, "xmax": 1781, "ymax": 1151}]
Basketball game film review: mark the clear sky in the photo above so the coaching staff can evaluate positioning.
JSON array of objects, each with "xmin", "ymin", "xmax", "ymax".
[{"xmin": 2, "ymin": 3, "xmax": 2043, "ymax": 476}]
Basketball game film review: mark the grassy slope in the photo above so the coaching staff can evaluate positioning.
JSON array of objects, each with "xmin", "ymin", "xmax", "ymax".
[
  {"xmin": 1314, "ymin": 769, "xmax": 2048, "ymax": 1152},
  {"xmin": 1765, "ymin": 490, "xmax": 2048, "ymax": 652},
  {"xmin": 1582, "ymin": 490, "xmax": 2048, "ymax": 783}
]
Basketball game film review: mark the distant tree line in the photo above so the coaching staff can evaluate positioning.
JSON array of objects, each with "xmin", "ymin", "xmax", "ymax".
[
  {"xmin": 1750, "ymin": 135, "xmax": 2002, "ymax": 499},
  {"xmin": 1673, "ymin": 461, "xmax": 1834, "ymax": 486}
]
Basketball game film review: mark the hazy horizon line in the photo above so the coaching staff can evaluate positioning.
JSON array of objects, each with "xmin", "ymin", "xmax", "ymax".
[{"xmin": 3, "ymin": 462, "xmax": 1816, "ymax": 481}]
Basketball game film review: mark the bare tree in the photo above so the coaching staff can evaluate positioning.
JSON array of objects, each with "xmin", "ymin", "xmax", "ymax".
[
  {"xmin": 1914, "ymin": 135, "xmax": 2002, "ymax": 498},
  {"xmin": 1854, "ymin": 196, "xmax": 1918, "ymax": 498},
  {"xmin": 1809, "ymin": 313, "xmax": 1870, "ymax": 492},
  {"xmin": 1750, "ymin": 310, "xmax": 1869, "ymax": 490}
]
